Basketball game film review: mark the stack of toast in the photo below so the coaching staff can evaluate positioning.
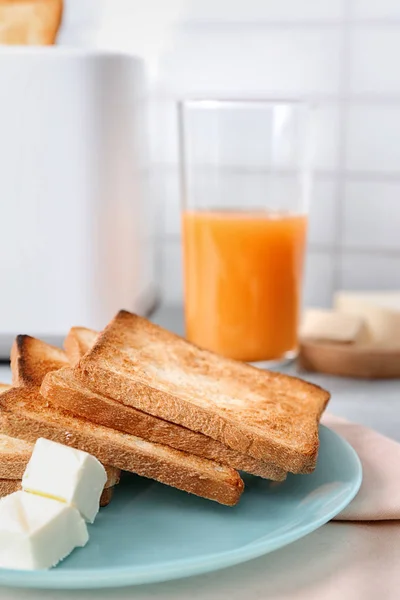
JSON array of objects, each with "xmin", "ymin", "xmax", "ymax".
[
  {"xmin": 0, "ymin": 383, "xmax": 119, "ymax": 507},
  {"xmin": 0, "ymin": 311, "xmax": 330, "ymax": 506}
]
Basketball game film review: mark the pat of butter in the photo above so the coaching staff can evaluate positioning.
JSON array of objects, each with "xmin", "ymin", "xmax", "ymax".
[
  {"xmin": 0, "ymin": 491, "xmax": 88, "ymax": 570},
  {"xmin": 300, "ymin": 309, "xmax": 368, "ymax": 344},
  {"xmin": 22, "ymin": 439, "xmax": 107, "ymax": 523},
  {"xmin": 335, "ymin": 291, "xmax": 400, "ymax": 346}
]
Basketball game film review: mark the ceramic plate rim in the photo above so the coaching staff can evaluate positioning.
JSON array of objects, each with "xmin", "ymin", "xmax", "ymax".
[{"xmin": 0, "ymin": 425, "xmax": 362, "ymax": 589}]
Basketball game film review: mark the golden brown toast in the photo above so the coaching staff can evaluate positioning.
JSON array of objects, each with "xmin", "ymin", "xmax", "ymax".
[
  {"xmin": 103, "ymin": 465, "xmax": 120, "ymax": 489},
  {"xmin": 4, "ymin": 338, "xmax": 244, "ymax": 505},
  {"xmin": 42, "ymin": 367, "xmax": 286, "ymax": 481},
  {"xmin": 11, "ymin": 335, "xmax": 69, "ymax": 387},
  {"xmin": 64, "ymin": 327, "xmax": 98, "ymax": 366},
  {"xmin": 76, "ymin": 311, "xmax": 330, "ymax": 473},
  {"xmin": 0, "ymin": 431, "xmax": 32, "ymax": 479},
  {"xmin": 0, "ymin": 385, "xmax": 244, "ymax": 505},
  {"xmin": 0, "ymin": 0, "xmax": 63, "ymax": 45},
  {"xmin": 9, "ymin": 337, "xmax": 121, "ymax": 487},
  {"xmin": 0, "ymin": 479, "xmax": 20, "ymax": 497},
  {"xmin": 0, "ymin": 381, "xmax": 119, "ymax": 487},
  {"xmin": 0, "ymin": 383, "xmax": 33, "ymax": 479},
  {"xmin": 99, "ymin": 486, "xmax": 114, "ymax": 507}
]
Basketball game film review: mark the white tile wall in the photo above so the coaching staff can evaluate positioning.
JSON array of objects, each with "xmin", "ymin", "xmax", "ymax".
[
  {"xmin": 62, "ymin": 0, "xmax": 400, "ymax": 307},
  {"xmin": 156, "ymin": 169, "xmax": 180, "ymax": 237},
  {"xmin": 349, "ymin": 28, "xmax": 400, "ymax": 94},
  {"xmin": 352, "ymin": 0, "xmax": 400, "ymax": 20},
  {"xmin": 343, "ymin": 182, "xmax": 400, "ymax": 250},
  {"xmin": 150, "ymin": 4, "xmax": 400, "ymax": 305},
  {"xmin": 184, "ymin": 0, "xmax": 345, "ymax": 22},
  {"xmin": 303, "ymin": 252, "xmax": 336, "ymax": 308},
  {"xmin": 161, "ymin": 241, "xmax": 183, "ymax": 304},
  {"xmin": 308, "ymin": 179, "xmax": 338, "ymax": 247},
  {"xmin": 147, "ymin": 95, "xmax": 180, "ymax": 166},
  {"xmin": 340, "ymin": 254, "xmax": 400, "ymax": 290},
  {"xmin": 346, "ymin": 106, "xmax": 400, "ymax": 173},
  {"xmin": 312, "ymin": 106, "xmax": 342, "ymax": 171},
  {"xmin": 161, "ymin": 27, "xmax": 343, "ymax": 97}
]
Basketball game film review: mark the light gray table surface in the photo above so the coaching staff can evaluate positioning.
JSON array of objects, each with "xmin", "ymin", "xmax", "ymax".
[{"xmin": 1, "ymin": 305, "xmax": 399, "ymax": 600}]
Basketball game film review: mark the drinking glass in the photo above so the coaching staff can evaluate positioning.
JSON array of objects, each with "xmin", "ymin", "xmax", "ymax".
[{"xmin": 178, "ymin": 99, "xmax": 313, "ymax": 366}]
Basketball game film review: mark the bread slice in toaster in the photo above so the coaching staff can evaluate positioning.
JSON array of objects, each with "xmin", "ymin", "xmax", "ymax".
[{"xmin": 0, "ymin": 0, "xmax": 63, "ymax": 45}]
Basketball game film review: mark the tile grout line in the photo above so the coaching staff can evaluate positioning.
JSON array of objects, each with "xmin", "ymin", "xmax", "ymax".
[
  {"xmin": 182, "ymin": 18, "xmax": 400, "ymax": 30},
  {"xmin": 159, "ymin": 91, "xmax": 400, "ymax": 105},
  {"xmin": 154, "ymin": 164, "xmax": 400, "ymax": 182},
  {"xmin": 152, "ymin": 92, "xmax": 178, "ymax": 296},
  {"xmin": 331, "ymin": 0, "xmax": 353, "ymax": 297}
]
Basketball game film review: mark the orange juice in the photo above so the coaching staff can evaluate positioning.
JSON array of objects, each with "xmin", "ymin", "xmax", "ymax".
[{"xmin": 182, "ymin": 211, "xmax": 307, "ymax": 362}]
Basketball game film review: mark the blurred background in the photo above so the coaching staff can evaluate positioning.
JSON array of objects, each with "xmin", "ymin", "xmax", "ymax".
[
  {"xmin": 57, "ymin": 0, "xmax": 400, "ymax": 310},
  {"xmin": 3, "ymin": 0, "xmax": 400, "ymax": 333}
]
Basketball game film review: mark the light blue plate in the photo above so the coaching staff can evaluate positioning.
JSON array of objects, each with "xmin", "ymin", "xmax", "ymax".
[{"xmin": 0, "ymin": 425, "xmax": 361, "ymax": 589}]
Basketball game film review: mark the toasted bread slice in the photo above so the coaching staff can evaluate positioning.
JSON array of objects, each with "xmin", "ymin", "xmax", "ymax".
[
  {"xmin": 42, "ymin": 367, "xmax": 286, "ymax": 481},
  {"xmin": 11, "ymin": 335, "xmax": 69, "ymax": 387},
  {"xmin": 0, "ymin": 386, "xmax": 244, "ymax": 505},
  {"xmin": 60, "ymin": 327, "xmax": 285, "ymax": 480},
  {"xmin": 0, "ymin": 383, "xmax": 33, "ymax": 479},
  {"xmin": 0, "ymin": 0, "xmax": 63, "ymax": 45},
  {"xmin": 103, "ymin": 465, "xmax": 120, "ymax": 489},
  {"xmin": 100, "ymin": 486, "xmax": 114, "ymax": 507},
  {"xmin": 77, "ymin": 311, "xmax": 330, "ymax": 473},
  {"xmin": 0, "ymin": 431, "xmax": 32, "ymax": 479},
  {"xmin": 0, "ymin": 479, "xmax": 20, "ymax": 497},
  {"xmin": 9, "ymin": 337, "xmax": 121, "ymax": 487},
  {"xmin": 64, "ymin": 327, "xmax": 98, "ymax": 366},
  {"xmin": 0, "ymin": 381, "xmax": 119, "ymax": 487},
  {"xmin": 0, "ymin": 432, "xmax": 117, "ymax": 485}
]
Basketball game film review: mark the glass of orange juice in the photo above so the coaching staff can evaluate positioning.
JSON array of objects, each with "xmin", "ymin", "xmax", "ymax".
[{"xmin": 178, "ymin": 99, "xmax": 313, "ymax": 366}]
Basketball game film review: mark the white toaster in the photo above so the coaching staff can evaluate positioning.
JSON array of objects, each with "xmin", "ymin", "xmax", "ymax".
[{"xmin": 0, "ymin": 47, "xmax": 157, "ymax": 357}]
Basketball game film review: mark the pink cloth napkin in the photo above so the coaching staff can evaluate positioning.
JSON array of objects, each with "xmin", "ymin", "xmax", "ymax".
[{"xmin": 324, "ymin": 413, "xmax": 400, "ymax": 521}]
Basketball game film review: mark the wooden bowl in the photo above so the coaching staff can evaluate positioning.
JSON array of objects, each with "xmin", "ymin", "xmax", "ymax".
[{"xmin": 298, "ymin": 341, "xmax": 400, "ymax": 379}]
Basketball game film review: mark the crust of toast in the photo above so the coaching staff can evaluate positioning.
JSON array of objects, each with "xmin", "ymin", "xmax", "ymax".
[
  {"xmin": 64, "ymin": 327, "xmax": 98, "ymax": 366},
  {"xmin": 42, "ymin": 368, "xmax": 286, "ymax": 481},
  {"xmin": 9, "ymin": 341, "xmax": 121, "ymax": 486},
  {"xmin": 0, "ymin": 387, "xmax": 244, "ymax": 506},
  {"xmin": 77, "ymin": 311, "xmax": 330, "ymax": 473},
  {"xmin": 100, "ymin": 486, "xmax": 114, "ymax": 507},
  {"xmin": 0, "ymin": 479, "xmax": 20, "ymax": 498},
  {"xmin": 0, "ymin": 380, "xmax": 119, "ymax": 486},
  {"xmin": 0, "ymin": 383, "xmax": 33, "ymax": 478},
  {"xmin": 0, "ymin": 430, "xmax": 118, "ymax": 486},
  {"xmin": 11, "ymin": 335, "xmax": 69, "ymax": 387},
  {"xmin": 0, "ymin": 0, "xmax": 63, "ymax": 45},
  {"xmin": 103, "ymin": 465, "xmax": 120, "ymax": 488},
  {"xmin": 0, "ymin": 432, "xmax": 32, "ymax": 479}
]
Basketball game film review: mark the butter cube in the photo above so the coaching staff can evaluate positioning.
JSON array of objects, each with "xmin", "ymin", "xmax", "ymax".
[
  {"xmin": 300, "ymin": 309, "xmax": 368, "ymax": 344},
  {"xmin": 0, "ymin": 491, "xmax": 88, "ymax": 570},
  {"xmin": 22, "ymin": 439, "xmax": 107, "ymax": 523},
  {"xmin": 335, "ymin": 291, "xmax": 400, "ymax": 346}
]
